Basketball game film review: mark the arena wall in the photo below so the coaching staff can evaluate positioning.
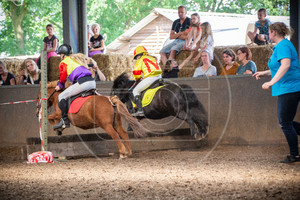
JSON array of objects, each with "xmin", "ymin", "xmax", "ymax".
[{"xmin": 1, "ymin": 76, "xmax": 299, "ymax": 152}]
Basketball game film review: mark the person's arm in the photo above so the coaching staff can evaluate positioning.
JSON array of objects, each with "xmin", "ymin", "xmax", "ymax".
[
  {"xmin": 10, "ymin": 77, "xmax": 16, "ymax": 85},
  {"xmin": 170, "ymin": 30, "xmax": 182, "ymax": 40},
  {"xmin": 47, "ymin": 38, "xmax": 58, "ymax": 53},
  {"xmin": 42, "ymin": 42, "xmax": 47, "ymax": 51},
  {"xmin": 94, "ymin": 65, "xmax": 106, "ymax": 81},
  {"xmin": 253, "ymin": 70, "xmax": 271, "ymax": 79},
  {"xmin": 191, "ymin": 29, "xmax": 202, "ymax": 49},
  {"xmin": 261, "ymin": 58, "xmax": 290, "ymax": 90}
]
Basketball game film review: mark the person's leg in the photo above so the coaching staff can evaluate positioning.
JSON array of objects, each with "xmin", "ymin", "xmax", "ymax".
[
  {"xmin": 55, "ymin": 81, "xmax": 96, "ymax": 129},
  {"xmin": 247, "ymin": 31, "xmax": 255, "ymax": 44},
  {"xmin": 132, "ymin": 76, "xmax": 161, "ymax": 115},
  {"xmin": 277, "ymin": 92, "xmax": 300, "ymax": 157},
  {"xmin": 169, "ymin": 39, "xmax": 185, "ymax": 60},
  {"xmin": 160, "ymin": 52, "xmax": 168, "ymax": 67}
]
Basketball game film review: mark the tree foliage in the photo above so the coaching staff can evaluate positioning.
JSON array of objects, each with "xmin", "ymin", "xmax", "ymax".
[{"xmin": 0, "ymin": 0, "xmax": 290, "ymax": 57}]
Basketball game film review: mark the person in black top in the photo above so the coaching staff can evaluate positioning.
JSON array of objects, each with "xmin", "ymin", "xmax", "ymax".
[
  {"xmin": 160, "ymin": 6, "xmax": 190, "ymax": 67},
  {"xmin": 36, "ymin": 24, "xmax": 59, "ymax": 68},
  {"xmin": 88, "ymin": 23, "xmax": 105, "ymax": 57},
  {"xmin": 0, "ymin": 61, "xmax": 16, "ymax": 86}
]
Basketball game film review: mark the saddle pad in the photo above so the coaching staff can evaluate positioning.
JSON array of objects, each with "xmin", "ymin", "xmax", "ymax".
[
  {"xmin": 142, "ymin": 85, "xmax": 165, "ymax": 107},
  {"xmin": 68, "ymin": 96, "xmax": 92, "ymax": 114}
]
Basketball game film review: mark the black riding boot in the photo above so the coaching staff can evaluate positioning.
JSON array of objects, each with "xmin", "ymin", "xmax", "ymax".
[
  {"xmin": 53, "ymin": 99, "xmax": 70, "ymax": 130},
  {"xmin": 132, "ymin": 95, "xmax": 144, "ymax": 117}
]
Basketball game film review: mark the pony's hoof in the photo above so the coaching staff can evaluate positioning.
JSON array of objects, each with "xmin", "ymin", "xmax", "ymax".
[
  {"xmin": 57, "ymin": 130, "xmax": 62, "ymax": 136},
  {"xmin": 193, "ymin": 133, "xmax": 203, "ymax": 141},
  {"xmin": 119, "ymin": 154, "xmax": 128, "ymax": 159}
]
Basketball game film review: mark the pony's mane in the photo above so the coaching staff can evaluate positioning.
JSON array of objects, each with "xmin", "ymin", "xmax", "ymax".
[{"xmin": 47, "ymin": 80, "xmax": 72, "ymax": 88}]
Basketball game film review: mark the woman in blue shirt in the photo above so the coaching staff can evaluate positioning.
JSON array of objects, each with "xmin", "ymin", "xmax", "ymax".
[{"xmin": 253, "ymin": 22, "xmax": 300, "ymax": 163}]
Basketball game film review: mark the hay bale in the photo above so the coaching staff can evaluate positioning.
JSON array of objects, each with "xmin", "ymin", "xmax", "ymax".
[
  {"xmin": 0, "ymin": 58, "xmax": 25, "ymax": 77},
  {"xmin": 92, "ymin": 53, "xmax": 134, "ymax": 81},
  {"xmin": 48, "ymin": 56, "xmax": 61, "ymax": 81},
  {"xmin": 160, "ymin": 44, "xmax": 274, "ymax": 77}
]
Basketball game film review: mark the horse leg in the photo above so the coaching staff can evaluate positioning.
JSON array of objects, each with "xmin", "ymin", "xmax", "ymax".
[
  {"xmin": 103, "ymin": 124, "xmax": 127, "ymax": 159},
  {"xmin": 177, "ymin": 111, "xmax": 198, "ymax": 138},
  {"xmin": 114, "ymin": 114, "xmax": 132, "ymax": 156}
]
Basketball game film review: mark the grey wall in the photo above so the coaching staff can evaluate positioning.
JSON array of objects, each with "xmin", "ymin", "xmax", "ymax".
[{"xmin": 1, "ymin": 76, "xmax": 299, "ymax": 147}]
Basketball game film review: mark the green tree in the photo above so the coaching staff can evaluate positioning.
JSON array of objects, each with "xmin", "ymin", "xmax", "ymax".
[
  {"xmin": 0, "ymin": 0, "xmax": 290, "ymax": 57},
  {"xmin": 0, "ymin": 0, "xmax": 62, "ymax": 56}
]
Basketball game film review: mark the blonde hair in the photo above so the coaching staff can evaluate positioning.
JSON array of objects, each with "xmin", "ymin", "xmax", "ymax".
[
  {"xmin": 69, "ymin": 53, "xmax": 89, "ymax": 69},
  {"xmin": 91, "ymin": 23, "xmax": 100, "ymax": 31},
  {"xmin": 269, "ymin": 22, "xmax": 292, "ymax": 38},
  {"xmin": 24, "ymin": 59, "xmax": 39, "ymax": 75},
  {"xmin": 191, "ymin": 13, "xmax": 201, "ymax": 27},
  {"xmin": 200, "ymin": 22, "xmax": 214, "ymax": 46}
]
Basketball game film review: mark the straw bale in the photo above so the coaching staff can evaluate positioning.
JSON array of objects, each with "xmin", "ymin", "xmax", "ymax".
[
  {"xmin": 48, "ymin": 56, "xmax": 61, "ymax": 81},
  {"xmin": 160, "ymin": 44, "xmax": 274, "ymax": 77},
  {"xmin": 0, "ymin": 58, "xmax": 25, "ymax": 77},
  {"xmin": 92, "ymin": 53, "xmax": 134, "ymax": 81}
]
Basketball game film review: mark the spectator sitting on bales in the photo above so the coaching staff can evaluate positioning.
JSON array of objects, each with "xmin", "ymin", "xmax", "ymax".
[
  {"xmin": 182, "ymin": 13, "xmax": 202, "ymax": 50},
  {"xmin": 0, "ymin": 61, "xmax": 16, "ymax": 86},
  {"xmin": 179, "ymin": 22, "xmax": 214, "ymax": 69},
  {"xmin": 88, "ymin": 58, "xmax": 106, "ymax": 81},
  {"xmin": 89, "ymin": 23, "xmax": 105, "ymax": 57},
  {"xmin": 159, "ymin": 5, "xmax": 190, "ymax": 68},
  {"xmin": 193, "ymin": 50, "xmax": 216, "ymax": 77},
  {"xmin": 236, "ymin": 46, "xmax": 257, "ymax": 75},
  {"xmin": 36, "ymin": 24, "xmax": 59, "ymax": 68},
  {"xmin": 247, "ymin": 8, "xmax": 271, "ymax": 45},
  {"xmin": 24, "ymin": 59, "xmax": 41, "ymax": 85},
  {"xmin": 220, "ymin": 49, "xmax": 239, "ymax": 76}
]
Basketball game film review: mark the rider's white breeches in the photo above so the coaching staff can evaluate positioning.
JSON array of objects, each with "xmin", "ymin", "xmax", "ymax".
[{"xmin": 132, "ymin": 75, "xmax": 162, "ymax": 97}]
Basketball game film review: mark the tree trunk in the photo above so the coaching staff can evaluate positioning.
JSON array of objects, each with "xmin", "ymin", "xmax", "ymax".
[{"xmin": 9, "ymin": 1, "xmax": 28, "ymax": 54}]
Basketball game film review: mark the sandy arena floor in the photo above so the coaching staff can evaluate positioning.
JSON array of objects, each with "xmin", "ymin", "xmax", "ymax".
[{"xmin": 0, "ymin": 144, "xmax": 299, "ymax": 200}]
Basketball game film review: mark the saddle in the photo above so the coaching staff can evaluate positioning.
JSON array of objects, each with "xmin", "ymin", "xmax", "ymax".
[
  {"xmin": 67, "ymin": 89, "xmax": 97, "ymax": 114},
  {"xmin": 131, "ymin": 78, "xmax": 166, "ymax": 108}
]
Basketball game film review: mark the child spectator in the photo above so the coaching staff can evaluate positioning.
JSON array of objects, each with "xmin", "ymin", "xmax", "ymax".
[
  {"xmin": 247, "ymin": 8, "xmax": 271, "ymax": 45},
  {"xmin": 183, "ymin": 13, "xmax": 202, "ymax": 50},
  {"xmin": 88, "ymin": 23, "xmax": 105, "ymax": 57},
  {"xmin": 179, "ymin": 22, "xmax": 214, "ymax": 69},
  {"xmin": 36, "ymin": 24, "xmax": 59, "ymax": 68},
  {"xmin": 193, "ymin": 50, "xmax": 216, "ymax": 77},
  {"xmin": 0, "ymin": 61, "xmax": 16, "ymax": 85},
  {"xmin": 220, "ymin": 49, "xmax": 239, "ymax": 76},
  {"xmin": 236, "ymin": 46, "xmax": 257, "ymax": 75},
  {"xmin": 16, "ymin": 64, "xmax": 27, "ymax": 85},
  {"xmin": 24, "ymin": 59, "xmax": 41, "ymax": 85}
]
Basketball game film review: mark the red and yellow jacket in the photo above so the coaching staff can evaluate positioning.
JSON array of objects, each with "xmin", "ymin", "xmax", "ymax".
[{"xmin": 133, "ymin": 55, "xmax": 162, "ymax": 80}]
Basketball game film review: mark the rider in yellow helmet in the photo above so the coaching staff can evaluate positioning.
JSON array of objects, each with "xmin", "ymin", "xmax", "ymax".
[{"xmin": 132, "ymin": 46, "xmax": 162, "ymax": 116}]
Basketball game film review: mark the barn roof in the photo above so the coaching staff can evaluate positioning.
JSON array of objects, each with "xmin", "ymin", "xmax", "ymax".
[{"xmin": 106, "ymin": 8, "xmax": 289, "ymax": 52}]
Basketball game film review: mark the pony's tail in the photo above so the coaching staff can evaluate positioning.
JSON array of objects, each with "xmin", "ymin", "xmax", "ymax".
[{"xmin": 111, "ymin": 96, "xmax": 147, "ymax": 138}]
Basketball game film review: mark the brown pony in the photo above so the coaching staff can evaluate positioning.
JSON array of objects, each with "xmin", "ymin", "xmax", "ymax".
[{"xmin": 38, "ymin": 81, "xmax": 147, "ymax": 158}]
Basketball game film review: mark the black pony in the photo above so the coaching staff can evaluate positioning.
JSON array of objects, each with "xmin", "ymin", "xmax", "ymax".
[{"xmin": 111, "ymin": 73, "xmax": 208, "ymax": 139}]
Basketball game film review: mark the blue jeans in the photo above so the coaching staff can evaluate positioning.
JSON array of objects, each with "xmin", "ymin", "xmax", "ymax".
[
  {"xmin": 277, "ymin": 91, "xmax": 300, "ymax": 156},
  {"xmin": 160, "ymin": 39, "xmax": 185, "ymax": 54}
]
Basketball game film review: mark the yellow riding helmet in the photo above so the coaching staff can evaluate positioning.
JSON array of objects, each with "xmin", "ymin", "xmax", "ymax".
[{"xmin": 134, "ymin": 46, "xmax": 148, "ymax": 59}]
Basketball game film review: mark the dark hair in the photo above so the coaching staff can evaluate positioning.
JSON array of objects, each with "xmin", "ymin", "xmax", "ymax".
[
  {"xmin": 222, "ymin": 49, "xmax": 236, "ymax": 62},
  {"xmin": 178, "ymin": 5, "xmax": 186, "ymax": 10},
  {"xmin": 269, "ymin": 22, "xmax": 292, "ymax": 38},
  {"xmin": 258, "ymin": 8, "xmax": 267, "ymax": 15},
  {"xmin": 46, "ymin": 24, "xmax": 54, "ymax": 29},
  {"xmin": 236, "ymin": 46, "xmax": 252, "ymax": 60}
]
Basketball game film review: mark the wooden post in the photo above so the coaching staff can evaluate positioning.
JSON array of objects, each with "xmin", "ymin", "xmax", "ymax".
[{"xmin": 41, "ymin": 51, "xmax": 48, "ymax": 151}]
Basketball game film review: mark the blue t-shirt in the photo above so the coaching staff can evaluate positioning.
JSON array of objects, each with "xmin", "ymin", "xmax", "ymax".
[
  {"xmin": 268, "ymin": 39, "xmax": 300, "ymax": 96},
  {"xmin": 255, "ymin": 19, "xmax": 271, "ymax": 35},
  {"xmin": 193, "ymin": 65, "xmax": 217, "ymax": 77},
  {"xmin": 236, "ymin": 61, "xmax": 257, "ymax": 75}
]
